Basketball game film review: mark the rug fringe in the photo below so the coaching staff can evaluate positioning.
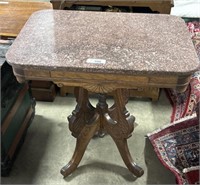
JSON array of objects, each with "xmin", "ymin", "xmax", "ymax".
[
  {"xmin": 147, "ymin": 113, "xmax": 197, "ymax": 136},
  {"xmin": 183, "ymin": 166, "xmax": 200, "ymax": 173}
]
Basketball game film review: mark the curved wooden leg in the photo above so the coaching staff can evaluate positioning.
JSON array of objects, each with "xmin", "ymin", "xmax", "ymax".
[
  {"xmin": 61, "ymin": 121, "xmax": 99, "ymax": 177},
  {"xmin": 112, "ymin": 138, "xmax": 144, "ymax": 177},
  {"xmin": 104, "ymin": 89, "xmax": 144, "ymax": 177},
  {"xmin": 61, "ymin": 87, "xmax": 144, "ymax": 178},
  {"xmin": 61, "ymin": 87, "xmax": 99, "ymax": 177}
]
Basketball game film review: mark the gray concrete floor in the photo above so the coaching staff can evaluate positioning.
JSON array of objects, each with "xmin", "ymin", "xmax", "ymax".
[{"xmin": 1, "ymin": 90, "xmax": 176, "ymax": 184}]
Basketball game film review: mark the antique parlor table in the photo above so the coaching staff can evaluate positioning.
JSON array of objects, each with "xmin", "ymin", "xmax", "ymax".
[{"xmin": 6, "ymin": 10, "xmax": 199, "ymax": 177}]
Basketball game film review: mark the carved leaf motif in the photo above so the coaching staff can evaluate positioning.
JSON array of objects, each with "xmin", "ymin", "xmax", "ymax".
[
  {"xmin": 105, "ymin": 110, "xmax": 134, "ymax": 139},
  {"xmin": 104, "ymin": 88, "xmax": 134, "ymax": 139}
]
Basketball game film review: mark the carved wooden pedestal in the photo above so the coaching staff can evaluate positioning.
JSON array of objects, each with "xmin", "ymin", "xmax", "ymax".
[{"xmin": 60, "ymin": 87, "xmax": 144, "ymax": 177}]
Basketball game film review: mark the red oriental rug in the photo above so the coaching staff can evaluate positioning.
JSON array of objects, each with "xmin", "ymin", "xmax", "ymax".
[
  {"xmin": 147, "ymin": 114, "xmax": 199, "ymax": 184},
  {"xmin": 148, "ymin": 21, "xmax": 200, "ymax": 185}
]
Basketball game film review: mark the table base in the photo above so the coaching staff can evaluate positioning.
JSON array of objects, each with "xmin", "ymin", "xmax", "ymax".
[{"xmin": 60, "ymin": 87, "xmax": 144, "ymax": 177}]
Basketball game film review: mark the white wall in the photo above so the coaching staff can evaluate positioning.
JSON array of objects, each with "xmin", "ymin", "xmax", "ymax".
[{"xmin": 171, "ymin": 0, "xmax": 200, "ymax": 18}]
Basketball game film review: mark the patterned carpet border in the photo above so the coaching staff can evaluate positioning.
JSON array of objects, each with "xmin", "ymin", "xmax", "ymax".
[{"xmin": 147, "ymin": 114, "xmax": 199, "ymax": 184}]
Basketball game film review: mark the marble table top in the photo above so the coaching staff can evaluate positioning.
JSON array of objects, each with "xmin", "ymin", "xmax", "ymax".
[{"xmin": 6, "ymin": 10, "xmax": 199, "ymax": 76}]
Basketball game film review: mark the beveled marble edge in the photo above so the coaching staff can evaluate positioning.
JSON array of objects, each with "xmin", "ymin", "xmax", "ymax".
[{"xmin": 8, "ymin": 62, "xmax": 199, "ymax": 76}]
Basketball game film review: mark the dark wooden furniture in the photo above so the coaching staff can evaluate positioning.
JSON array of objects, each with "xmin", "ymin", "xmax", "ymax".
[
  {"xmin": 1, "ymin": 40, "xmax": 35, "ymax": 176},
  {"xmin": 50, "ymin": 0, "xmax": 174, "ymax": 14},
  {"xmin": 29, "ymin": 80, "xmax": 57, "ymax": 102},
  {"xmin": 6, "ymin": 10, "xmax": 199, "ymax": 178}
]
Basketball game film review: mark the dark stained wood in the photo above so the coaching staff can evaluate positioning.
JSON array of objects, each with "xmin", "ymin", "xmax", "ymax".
[
  {"xmin": 7, "ymin": 106, "xmax": 34, "ymax": 158},
  {"xmin": 1, "ymin": 84, "xmax": 29, "ymax": 134},
  {"xmin": 61, "ymin": 87, "xmax": 99, "ymax": 177},
  {"xmin": 30, "ymin": 81, "xmax": 57, "ymax": 102},
  {"xmin": 107, "ymin": 89, "xmax": 143, "ymax": 176},
  {"xmin": 61, "ymin": 87, "xmax": 144, "ymax": 177},
  {"xmin": 50, "ymin": 0, "xmax": 174, "ymax": 14},
  {"xmin": 68, "ymin": 87, "xmax": 99, "ymax": 138}
]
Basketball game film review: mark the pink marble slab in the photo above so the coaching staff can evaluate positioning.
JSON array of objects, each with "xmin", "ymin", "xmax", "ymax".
[{"xmin": 6, "ymin": 10, "xmax": 200, "ymax": 75}]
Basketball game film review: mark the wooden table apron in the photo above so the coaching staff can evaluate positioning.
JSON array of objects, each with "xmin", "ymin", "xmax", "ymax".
[{"xmin": 6, "ymin": 10, "xmax": 199, "ymax": 178}]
